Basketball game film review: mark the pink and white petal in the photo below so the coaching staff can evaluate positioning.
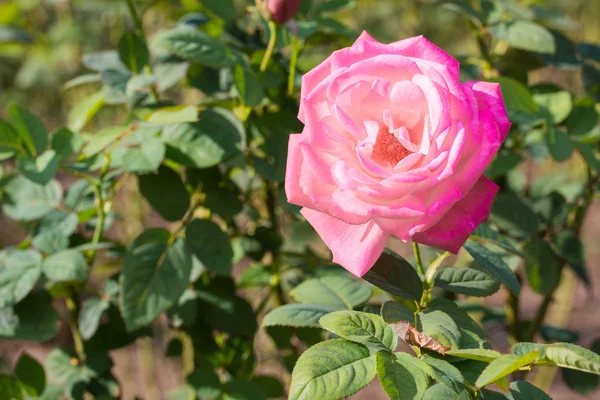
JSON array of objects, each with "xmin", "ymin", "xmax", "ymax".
[
  {"xmin": 299, "ymin": 58, "xmax": 335, "ymax": 123},
  {"xmin": 301, "ymin": 207, "xmax": 389, "ymax": 277},
  {"xmin": 411, "ymin": 176, "xmax": 499, "ymax": 253},
  {"xmin": 464, "ymin": 81, "xmax": 511, "ymax": 139},
  {"xmin": 391, "ymin": 35, "xmax": 460, "ymax": 79},
  {"xmin": 285, "ymin": 134, "xmax": 314, "ymax": 208}
]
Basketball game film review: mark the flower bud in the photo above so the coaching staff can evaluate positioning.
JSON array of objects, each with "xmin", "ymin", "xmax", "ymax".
[{"xmin": 266, "ymin": 0, "xmax": 301, "ymax": 24}]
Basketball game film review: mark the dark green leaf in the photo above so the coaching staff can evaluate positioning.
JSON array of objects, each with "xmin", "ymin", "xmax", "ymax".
[
  {"xmin": 490, "ymin": 193, "xmax": 539, "ymax": 237},
  {"xmin": 545, "ymin": 125, "xmax": 573, "ymax": 162},
  {"xmin": 541, "ymin": 325, "xmax": 579, "ymax": 343},
  {"xmin": 187, "ymin": 368, "xmax": 221, "ymax": 399},
  {"xmin": 533, "ymin": 191, "xmax": 569, "ymax": 228},
  {"xmin": 290, "ymin": 276, "xmax": 372, "ymax": 308},
  {"xmin": 523, "ymin": 238, "xmax": 560, "ymax": 295},
  {"xmin": 434, "ymin": 267, "xmax": 500, "ymax": 297},
  {"xmin": 471, "ymin": 224, "xmax": 526, "ymax": 258},
  {"xmin": 421, "ymin": 354, "xmax": 465, "ymax": 394},
  {"xmin": 118, "ymin": 32, "xmax": 149, "ymax": 73},
  {"xmin": 233, "ymin": 65, "xmax": 264, "ymax": 107},
  {"xmin": 17, "ymin": 150, "xmax": 59, "ymax": 185},
  {"xmin": 120, "ymin": 229, "xmax": 193, "ymax": 331},
  {"xmin": 562, "ymin": 368, "xmax": 599, "ymax": 395},
  {"xmin": 486, "ymin": 152, "xmax": 523, "ymax": 178},
  {"xmin": 537, "ymin": 30, "xmax": 581, "ymax": 69},
  {"xmin": 159, "ymin": 27, "xmax": 236, "ymax": 68},
  {"xmin": 553, "ymin": 230, "xmax": 590, "ymax": 285},
  {"xmin": 376, "ymin": 351, "xmax": 428, "ymax": 400},
  {"xmin": 381, "ymin": 301, "xmax": 415, "ymax": 324},
  {"xmin": 15, "ymin": 353, "xmax": 45, "ymax": 397},
  {"xmin": 510, "ymin": 381, "xmax": 552, "ymax": 400},
  {"xmin": 0, "ymin": 291, "xmax": 60, "ymax": 342},
  {"xmin": 319, "ymin": 310, "xmax": 397, "ymax": 353},
  {"xmin": 262, "ymin": 304, "xmax": 344, "ymax": 328},
  {"xmin": 196, "ymin": 287, "xmax": 256, "ymax": 337},
  {"xmin": 565, "ymin": 97, "xmax": 599, "ymax": 138},
  {"xmin": 167, "ymin": 288, "xmax": 198, "ymax": 328},
  {"xmin": 138, "ymin": 165, "xmax": 190, "ymax": 222},
  {"xmin": 0, "ymin": 374, "xmax": 23, "ymax": 400},
  {"xmin": 9, "ymin": 105, "xmax": 48, "ymax": 155},
  {"xmin": 0, "ymin": 117, "xmax": 21, "ymax": 156},
  {"xmin": 203, "ymin": 0, "xmax": 237, "ymax": 21},
  {"xmin": 289, "ymin": 339, "xmax": 376, "ymax": 400},
  {"xmin": 464, "ymin": 240, "xmax": 520, "ymax": 296},
  {"xmin": 423, "ymin": 383, "xmax": 462, "ymax": 400},
  {"xmin": 185, "ymin": 219, "xmax": 233, "ymax": 276},
  {"xmin": 574, "ymin": 142, "xmax": 600, "ymax": 172},
  {"xmin": 223, "ymin": 380, "xmax": 267, "ymax": 400},
  {"xmin": 577, "ymin": 42, "xmax": 600, "ymax": 63},
  {"xmin": 531, "ymin": 84, "xmax": 572, "ymax": 124},
  {"xmin": 582, "ymin": 64, "xmax": 600, "ymax": 102},
  {"xmin": 362, "ymin": 249, "xmax": 423, "ymax": 301},
  {"xmin": 254, "ymin": 375, "xmax": 284, "ymax": 398},
  {"xmin": 51, "ymin": 128, "xmax": 82, "ymax": 160}
]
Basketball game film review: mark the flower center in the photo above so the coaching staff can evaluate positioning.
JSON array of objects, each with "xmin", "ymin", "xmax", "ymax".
[{"xmin": 372, "ymin": 128, "xmax": 411, "ymax": 167}]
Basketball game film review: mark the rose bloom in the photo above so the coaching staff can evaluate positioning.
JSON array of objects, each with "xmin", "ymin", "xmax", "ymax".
[{"xmin": 285, "ymin": 32, "xmax": 510, "ymax": 277}]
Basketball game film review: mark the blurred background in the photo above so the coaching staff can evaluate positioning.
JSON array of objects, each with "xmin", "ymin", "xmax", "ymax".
[{"xmin": 1, "ymin": 0, "xmax": 599, "ymax": 398}]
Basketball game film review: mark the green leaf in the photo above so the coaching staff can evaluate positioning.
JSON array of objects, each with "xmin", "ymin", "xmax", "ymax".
[
  {"xmin": 45, "ymin": 348, "xmax": 112, "ymax": 390},
  {"xmin": 187, "ymin": 368, "xmax": 221, "ymax": 399},
  {"xmin": 159, "ymin": 27, "xmax": 236, "ymax": 68},
  {"xmin": 223, "ymin": 380, "xmax": 267, "ymax": 400},
  {"xmin": 490, "ymin": 193, "xmax": 539, "ymax": 237},
  {"xmin": 376, "ymin": 351, "xmax": 428, "ymax": 400},
  {"xmin": 185, "ymin": 219, "xmax": 233, "ymax": 276},
  {"xmin": 566, "ymin": 98, "xmax": 599, "ymax": 138},
  {"xmin": 17, "ymin": 150, "xmax": 59, "ymax": 185},
  {"xmin": 562, "ymin": 368, "xmax": 599, "ymax": 395},
  {"xmin": 422, "ymin": 299, "xmax": 487, "ymax": 349},
  {"xmin": 319, "ymin": 310, "xmax": 397, "ymax": 353},
  {"xmin": 238, "ymin": 265, "xmax": 271, "ymax": 288},
  {"xmin": 582, "ymin": 64, "xmax": 600, "ymax": 102},
  {"xmin": 43, "ymin": 249, "xmax": 88, "ymax": 283},
  {"xmin": 510, "ymin": 381, "xmax": 551, "ymax": 400},
  {"xmin": 145, "ymin": 105, "xmax": 198, "ymax": 125},
  {"xmin": 553, "ymin": 230, "xmax": 590, "ymax": 285},
  {"xmin": 423, "ymin": 383, "xmax": 464, "ymax": 400},
  {"xmin": 545, "ymin": 124, "xmax": 573, "ymax": 162},
  {"xmin": 120, "ymin": 229, "xmax": 193, "ymax": 331},
  {"xmin": 2, "ymin": 176, "xmax": 62, "ymax": 221},
  {"xmin": 381, "ymin": 301, "xmax": 416, "ymax": 324},
  {"xmin": 541, "ymin": 325, "xmax": 579, "ymax": 343},
  {"xmin": 196, "ymin": 287, "xmax": 257, "ymax": 337},
  {"xmin": 420, "ymin": 354, "xmax": 465, "ymax": 394},
  {"xmin": 79, "ymin": 298, "xmax": 109, "ymax": 340},
  {"xmin": 262, "ymin": 304, "xmax": 344, "ymax": 328},
  {"xmin": 362, "ymin": 249, "xmax": 423, "ymax": 301},
  {"xmin": 254, "ymin": 376, "xmax": 284, "ymax": 398},
  {"xmin": 537, "ymin": 30, "xmax": 582, "ymax": 69},
  {"xmin": 39, "ymin": 385, "xmax": 63, "ymax": 400},
  {"xmin": 313, "ymin": 0, "xmax": 356, "ymax": 16},
  {"xmin": 290, "ymin": 276, "xmax": 372, "ymax": 309},
  {"xmin": 434, "ymin": 267, "xmax": 500, "ymax": 297},
  {"xmin": 464, "ymin": 240, "xmax": 520, "ymax": 296},
  {"xmin": 163, "ymin": 108, "xmax": 244, "ymax": 168},
  {"xmin": 122, "ymin": 138, "xmax": 165, "ymax": 172},
  {"xmin": 531, "ymin": 84, "xmax": 572, "ymax": 124},
  {"xmin": 475, "ymin": 352, "xmax": 540, "ymax": 388},
  {"xmin": 490, "ymin": 21, "xmax": 555, "ymax": 54},
  {"xmin": 289, "ymin": 339, "xmax": 376, "ymax": 400},
  {"xmin": 470, "ymin": 224, "xmax": 526, "ymax": 258},
  {"xmin": 533, "ymin": 191, "xmax": 569, "ymax": 229},
  {"xmin": 138, "ymin": 165, "xmax": 190, "ymax": 222},
  {"xmin": 167, "ymin": 385, "xmax": 195, "ymax": 400},
  {"xmin": 486, "ymin": 77, "xmax": 540, "ymax": 125},
  {"xmin": 574, "ymin": 142, "xmax": 600, "ymax": 172},
  {"xmin": 15, "ymin": 353, "xmax": 45, "ymax": 397},
  {"xmin": 0, "ymin": 374, "xmax": 23, "ymax": 400},
  {"xmin": 202, "ymin": 0, "xmax": 237, "ymax": 21},
  {"xmin": 233, "ymin": 65, "xmax": 264, "ymax": 107},
  {"xmin": 0, "ymin": 117, "xmax": 22, "ymax": 156},
  {"xmin": 0, "ymin": 249, "xmax": 43, "ymax": 308},
  {"xmin": 118, "ymin": 32, "xmax": 149, "ymax": 73},
  {"xmin": 168, "ymin": 289, "xmax": 198, "ymax": 328},
  {"xmin": 523, "ymin": 238, "xmax": 560, "ymax": 295},
  {"xmin": 538, "ymin": 343, "xmax": 600, "ymax": 374},
  {"xmin": 486, "ymin": 152, "xmax": 523, "ymax": 179},
  {"xmin": 9, "ymin": 105, "xmax": 48, "ymax": 155},
  {"xmin": 51, "ymin": 128, "xmax": 82, "ymax": 159},
  {"xmin": 417, "ymin": 309, "xmax": 461, "ymax": 350},
  {"xmin": 68, "ymin": 90, "xmax": 105, "ymax": 132},
  {"xmin": 445, "ymin": 349, "xmax": 502, "ymax": 363},
  {"xmin": 0, "ymin": 291, "xmax": 60, "ymax": 342},
  {"xmin": 82, "ymin": 125, "xmax": 127, "ymax": 157}
]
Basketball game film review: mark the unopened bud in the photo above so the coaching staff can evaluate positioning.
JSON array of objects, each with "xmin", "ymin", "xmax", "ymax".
[{"xmin": 266, "ymin": 0, "xmax": 301, "ymax": 24}]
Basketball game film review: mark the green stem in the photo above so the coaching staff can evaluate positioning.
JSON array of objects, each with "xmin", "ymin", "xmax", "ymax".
[
  {"xmin": 124, "ymin": 0, "xmax": 144, "ymax": 34},
  {"xmin": 65, "ymin": 295, "xmax": 86, "ymax": 362},
  {"xmin": 260, "ymin": 21, "xmax": 278, "ymax": 73},
  {"xmin": 287, "ymin": 35, "xmax": 300, "ymax": 96},
  {"xmin": 412, "ymin": 242, "xmax": 425, "ymax": 276},
  {"xmin": 86, "ymin": 155, "xmax": 110, "ymax": 264}
]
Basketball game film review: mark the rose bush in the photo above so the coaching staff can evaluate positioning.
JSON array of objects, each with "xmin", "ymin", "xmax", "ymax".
[{"xmin": 286, "ymin": 32, "xmax": 510, "ymax": 276}]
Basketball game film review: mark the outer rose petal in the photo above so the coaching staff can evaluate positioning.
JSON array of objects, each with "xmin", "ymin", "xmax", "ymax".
[
  {"xmin": 301, "ymin": 208, "xmax": 389, "ymax": 277},
  {"xmin": 411, "ymin": 176, "xmax": 499, "ymax": 253},
  {"xmin": 285, "ymin": 134, "xmax": 314, "ymax": 208},
  {"xmin": 464, "ymin": 81, "xmax": 511, "ymax": 139}
]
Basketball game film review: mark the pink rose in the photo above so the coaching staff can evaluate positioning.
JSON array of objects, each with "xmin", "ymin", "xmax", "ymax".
[{"xmin": 285, "ymin": 32, "xmax": 510, "ymax": 277}]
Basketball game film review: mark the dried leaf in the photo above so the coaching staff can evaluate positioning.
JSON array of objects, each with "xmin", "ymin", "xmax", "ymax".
[{"xmin": 389, "ymin": 321, "xmax": 451, "ymax": 354}]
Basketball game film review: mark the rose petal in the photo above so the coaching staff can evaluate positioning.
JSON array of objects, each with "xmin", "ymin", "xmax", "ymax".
[
  {"xmin": 411, "ymin": 176, "xmax": 499, "ymax": 253},
  {"xmin": 465, "ymin": 81, "xmax": 511, "ymax": 140},
  {"xmin": 301, "ymin": 207, "xmax": 388, "ymax": 276},
  {"xmin": 285, "ymin": 134, "xmax": 314, "ymax": 208}
]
